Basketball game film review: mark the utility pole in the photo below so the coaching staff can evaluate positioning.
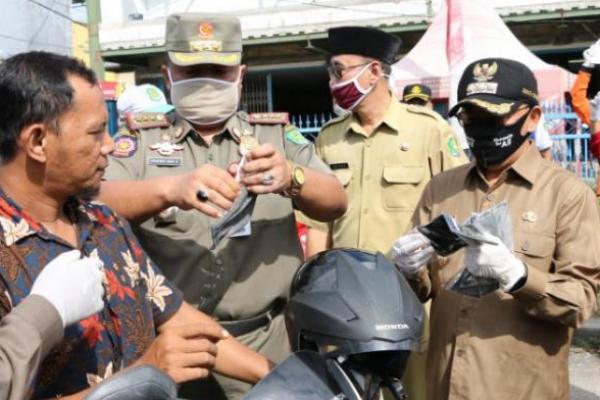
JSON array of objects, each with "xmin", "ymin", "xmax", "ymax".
[{"xmin": 87, "ymin": 0, "xmax": 105, "ymax": 80}]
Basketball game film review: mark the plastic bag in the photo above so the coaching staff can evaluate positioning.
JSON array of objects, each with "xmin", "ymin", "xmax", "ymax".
[{"xmin": 418, "ymin": 201, "xmax": 513, "ymax": 298}]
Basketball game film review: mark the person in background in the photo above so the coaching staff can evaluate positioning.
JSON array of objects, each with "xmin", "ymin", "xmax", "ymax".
[
  {"xmin": 301, "ymin": 26, "xmax": 467, "ymax": 400},
  {"xmin": 402, "ymin": 83, "xmax": 434, "ymax": 109}
]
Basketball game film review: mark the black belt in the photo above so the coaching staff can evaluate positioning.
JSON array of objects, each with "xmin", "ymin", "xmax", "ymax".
[{"xmin": 220, "ymin": 300, "xmax": 286, "ymax": 337}]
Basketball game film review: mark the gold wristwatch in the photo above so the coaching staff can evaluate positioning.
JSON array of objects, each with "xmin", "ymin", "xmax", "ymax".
[{"xmin": 282, "ymin": 162, "xmax": 305, "ymax": 198}]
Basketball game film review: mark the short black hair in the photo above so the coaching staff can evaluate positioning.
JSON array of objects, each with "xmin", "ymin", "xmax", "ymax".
[{"xmin": 0, "ymin": 51, "xmax": 97, "ymax": 161}]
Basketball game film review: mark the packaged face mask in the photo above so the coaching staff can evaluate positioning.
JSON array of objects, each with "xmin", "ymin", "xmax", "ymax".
[{"xmin": 210, "ymin": 187, "xmax": 257, "ymax": 249}]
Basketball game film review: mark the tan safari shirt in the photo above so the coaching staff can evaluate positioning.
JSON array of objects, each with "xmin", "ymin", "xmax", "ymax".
[
  {"xmin": 105, "ymin": 112, "xmax": 331, "ymax": 321},
  {"xmin": 314, "ymin": 97, "xmax": 467, "ymax": 253},
  {"xmin": 409, "ymin": 144, "xmax": 600, "ymax": 400}
]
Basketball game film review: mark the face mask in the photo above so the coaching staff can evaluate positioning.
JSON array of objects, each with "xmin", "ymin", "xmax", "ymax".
[
  {"xmin": 210, "ymin": 187, "xmax": 257, "ymax": 250},
  {"xmin": 464, "ymin": 110, "xmax": 531, "ymax": 168},
  {"xmin": 329, "ymin": 63, "xmax": 374, "ymax": 110},
  {"xmin": 168, "ymin": 69, "xmax": 241, "ymax": 126}
]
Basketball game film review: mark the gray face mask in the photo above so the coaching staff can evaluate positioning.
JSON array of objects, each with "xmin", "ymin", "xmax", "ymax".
[
  {"xmin": 168, "ymin": 69, "xmax": 241, "ymax": 126},
  {"xmin": 210, "ymin": 187, "xmax": 257, "ymax": 249}
]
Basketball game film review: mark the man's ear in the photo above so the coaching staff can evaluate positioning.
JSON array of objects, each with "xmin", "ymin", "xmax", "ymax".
[
  {"xmin": 523, "ymin": 106, "xmax": 542, "ymax": 135},
  {"xmin": 19, "ymin": 123, "xmax": 49, "ymax": 163},
  {"xmin": 239, "ymin": 64, "xmax": 248, "ymax": 81}
]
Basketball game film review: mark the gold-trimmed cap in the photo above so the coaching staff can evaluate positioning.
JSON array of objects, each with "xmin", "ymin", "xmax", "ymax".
[
  {"xmin": 166, "ymin": 13, "xmax": 242, "ymax": 66},
  {"xmin": 449, "ymin": 58, "xmax": 539, "ymax": 117}
]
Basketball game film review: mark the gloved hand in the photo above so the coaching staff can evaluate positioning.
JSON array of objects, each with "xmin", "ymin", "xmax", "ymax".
[
  {"xmin": 30, "ymin": 250, "xmax": 105, "ymax": 327},
  {"xmin": 464, "ymin": 233, "xmax": 526, "ymax": 292},
  {"xmin": 583, "ymin": 39, "xmax": 600, "ymax": 68},
  {"xmin": 391, "ymin": 231, "xmax": 435, "ymax": 277}
]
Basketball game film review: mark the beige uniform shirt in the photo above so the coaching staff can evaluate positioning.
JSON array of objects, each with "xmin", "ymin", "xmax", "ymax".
[
  {"xmin": 409, "ymin": 144, "xmax": 600, "ymax": 400},
  {"xmin": 0, "ymin": 295, "xmax": 63, "ymax": 400},
  {"xmin": 105, "ymin": 112, "xmax": 330, "ymax": 321},
  {"xmin": 315, "ymin": 98, "xmax": 466, "ymax": 253}
]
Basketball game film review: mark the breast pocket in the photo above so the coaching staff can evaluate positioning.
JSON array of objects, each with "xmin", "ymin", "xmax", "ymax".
[
  {"xmin": 382, "ymin": 164, "xmax": 426, "ymax": 211},
  {"xmin": 513, "ymin": 231, "xmax": 555, "ymax": 272}
]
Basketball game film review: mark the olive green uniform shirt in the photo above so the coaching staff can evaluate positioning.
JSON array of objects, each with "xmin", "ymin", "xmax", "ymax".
[
  {"xmin": 314, "ymin": 98, "xmax": 467, "ymax": 253},
  {"xmin": 409, "ymin": 144, "xmax": 600, "ymax": 400},
  {"xmin": 105, "ymin": 112, "xmax": 330, "ymax": 321}
]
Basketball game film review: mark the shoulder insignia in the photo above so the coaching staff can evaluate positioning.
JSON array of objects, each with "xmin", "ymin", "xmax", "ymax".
[
  {"xmin": 284, "ymin": 125, "xmax": 309, "ymax": 145},
  {"xmin": 447, "ymin": 136, "xmax": 461, "ymax": 158},
  {"xmin": 115, "ymin": 126, "xmax": 136, "ymax": 137},
  {"xmin": 320, "ymin": 113, "xmax": 351, "ymax": 131},
  {"xmin": 405, "ymin": 104, "xmax": 444, "ymax": 122},
  {"xmin": 125, "ymin": 112, "xmax": 170, "ymax": 131},
  {"xmin": 248, "ymin": 112, "xmax": 289, "ymax": 125},
  {"xmin": 113, "ymin": 136, "xmax": 138, "ymax": 158}
]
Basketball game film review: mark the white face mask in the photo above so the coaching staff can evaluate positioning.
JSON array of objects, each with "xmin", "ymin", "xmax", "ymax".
[{"xmin": 168, "ymin": 69, "xmax": 241, "ymax": 126}]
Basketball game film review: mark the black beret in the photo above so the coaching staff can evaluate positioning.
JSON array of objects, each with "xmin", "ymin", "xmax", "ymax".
[{"xmin": 327, "ymin": 26, "xmax": 401, "ymax": 65}]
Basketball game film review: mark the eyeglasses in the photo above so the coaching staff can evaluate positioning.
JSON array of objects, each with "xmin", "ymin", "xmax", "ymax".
[
  {"xmin": 456, "ymin": 105, "xmax": 530, "ymax": 128},
  {"xmin": 326, "ymin": 61, "xmax": 372, "ymax": 80}
]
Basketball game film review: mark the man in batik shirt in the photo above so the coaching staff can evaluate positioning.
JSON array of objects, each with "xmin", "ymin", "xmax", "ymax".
[{"xmin": 0, "ymin": 52, "xmax": 271, "ymax": 398}]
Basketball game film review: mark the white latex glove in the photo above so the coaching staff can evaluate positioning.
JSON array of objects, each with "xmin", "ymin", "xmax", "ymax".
[
  {"xmin": 591, "ymin": 92, "xmax": 600, "ymax": 122},
  {"xmin": 30, "ymin": 250, "xmax": 105, "ymax": 327},
  {"xmin": 391, "ymin": 231, "xmax": 435, "ymax": 277},
  {"xmin": 465, "ymin": 233, "xmax": 526, "ymax": 292},
  {"xmin": 583, "ymin": 39, "xmax": 600, "ymax": 67}
]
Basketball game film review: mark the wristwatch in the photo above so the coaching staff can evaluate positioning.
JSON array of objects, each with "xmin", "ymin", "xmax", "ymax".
[{"xmin": 282, "ymin": 163, "xmax": 305, "ymax": 198}]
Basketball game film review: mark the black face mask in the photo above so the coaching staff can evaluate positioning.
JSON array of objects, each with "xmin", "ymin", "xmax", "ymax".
[{"xmin": 464, "ymin": 111, "xmax": 531, "ymax": 168}]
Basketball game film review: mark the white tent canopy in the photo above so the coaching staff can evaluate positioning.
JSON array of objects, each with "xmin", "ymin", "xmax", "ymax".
[{"xmin": 391, "ymin": 0, "xmax": 573, "ymax": 102}]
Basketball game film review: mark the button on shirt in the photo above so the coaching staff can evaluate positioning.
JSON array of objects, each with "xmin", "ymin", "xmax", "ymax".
[
  {"xmin": 0, "ymin": 192, "xmax": 183, "ymax": 398},
  {"xmin": 409, "ymin": 144, "xmax": 600, "ymax": 400}
]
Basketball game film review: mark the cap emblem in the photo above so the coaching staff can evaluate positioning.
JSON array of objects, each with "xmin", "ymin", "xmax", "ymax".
[
  {"xmin": 473, "ymin": 62, "xmax": 498, "ymax": 82},
  {"xmin": 198, "ymin": 22, "xmax": 214, "ymax": 39}
]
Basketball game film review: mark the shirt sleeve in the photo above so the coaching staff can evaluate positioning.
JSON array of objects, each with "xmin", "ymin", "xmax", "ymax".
[
  {"xmin": 428, "ymin": 121, "xmax": 468, "ymax": 178},
  {"xmin": 512, "ymin": 181, "xmax": 600, "ymax": 328},
  {"xmin": 115, "ymin": 213, "xmax": 184, "ymax": 327},
  {"xmin": 0, "ymin": 295, "xmax": 63, "ymax": 400},
  {"xmin": 400, "ymin": 182, "xmax": 436, "ymax": 303},
  {"xmin": 570, "ymin": 69, "xmax": 592, "ymax": 127},
  {"xmin": 282, "ymin": 124, "xmax": 332, "ymax": 174}
]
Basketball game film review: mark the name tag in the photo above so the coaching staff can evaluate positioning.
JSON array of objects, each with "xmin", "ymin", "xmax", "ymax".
[
  {"xmin": 329, "ymin": 162, "xmax": 349, "ymax": 170},
  {"xmin": 148, "ymin": 157, "xmax": 182, "ymax": 167}
]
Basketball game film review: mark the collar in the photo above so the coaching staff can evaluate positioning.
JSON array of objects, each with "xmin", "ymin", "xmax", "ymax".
[
  {"xmin": 346, "ymin": 95, "xmax": 402, "ymax": 137},
  {"xmin": 0, "ymin": 189, "xmax": 96, "ymax": 247},
  {"xmin": 466, "ymin": 141, "xmax": 541, "ymax": 188},
  {"xmin": 173, "ymin": 113, "xmax": 245, "ymax": 144}
]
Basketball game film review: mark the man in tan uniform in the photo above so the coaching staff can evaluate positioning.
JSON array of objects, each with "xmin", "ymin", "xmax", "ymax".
[
  {"xmin": 303, "ymin": 26, "xmax": 467, "ymax": 400},
  {"xmin": 101, "ymin": 13, "xmax": 346, "ymax": 399},
  {"xmin": 392, "ymin": 58, "xmax": 600, "ymax": 400}
]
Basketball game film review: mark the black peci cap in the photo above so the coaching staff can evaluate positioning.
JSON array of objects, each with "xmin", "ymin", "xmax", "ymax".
[
  {"xmin": 448, "ymin": 58, "xmax": 539, "ymax": 117},
  {"xmin": 327, "ymin": 26, "xmax": 401, "ymax": 65}
]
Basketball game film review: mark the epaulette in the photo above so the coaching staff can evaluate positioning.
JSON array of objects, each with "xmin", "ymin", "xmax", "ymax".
[
  {"xmin": 248, "ymin": 112, "xmax": 289, "ymax": 125},
  {"xmin": 125, "ymin": 112, "xmax": 170, "ymax": 131},
  {"xmin": 320, "ymin": 112, "xmax": 351, "ymax": 131},
  {"xmin": 405, "ymin": 104, "xmax": 445, "ymax": 122}
]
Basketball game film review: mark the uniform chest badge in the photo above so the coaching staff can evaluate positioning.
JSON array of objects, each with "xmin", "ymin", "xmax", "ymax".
[
  {"xmin": 521, "ymin": 211, "xmax": 537, "ymax": 223},
  {"xmin": 149, "ymin": 141, "xmax": 184, "ymax": 156},
  {"xmin": 113, "ymin": 136, "xmax": 137, "ymax": 158},
  {"xmin": 239, "ymin": 129, "xmax": 259, "ymax": 155}
]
